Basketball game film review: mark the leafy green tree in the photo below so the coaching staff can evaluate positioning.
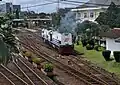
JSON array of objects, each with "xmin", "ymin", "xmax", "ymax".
[
  {"xmin": 100, "ymin": 25, "xmax": 110, "ymax": 32},
  {"xmin": 96, "ymin": 2, "xmax": 120, "ymax": 28},
  {"xmin": 76, "ymin": 20, "xmax": 100, "ymax": 39},
  {"xmin": 51, "ymin": 13, "xmax": 61, "ymax": 29},
  {"xmin": 0, "ymin": 13, "xmax": 19, "ymax": 65}
]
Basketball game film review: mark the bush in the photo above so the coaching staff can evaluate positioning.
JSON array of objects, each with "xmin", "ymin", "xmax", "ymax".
[
  {"xmin": 102, "ymin": 50, "xmax": 111, "ymax": 61},
  {"xmin": 81, "ymin": 39, "xmax": 87, "ymax": 47},
  {"xmin": 98, "ymin": 46, "xmax": 105, "ymax": 51},
  {"xmin": 32, "ymin": 57, "xmax": 44, "ymax": 64},
  {"xmin": 44, "ymin": 63, "xmax": 54, "ymax": 72},
  {"xmin": 21, "ymin": 49, "xmax": 27, "ymax": 57},
  {"xmin": 94, "ymin": 45, "xmax": 105, "ymax": 51},
  {"xmin": 86, "ymin": 44, "xmax": 94, "ymax": 50},
  {"xmin": 24, "ymin": 51, "xmax": 32, "ymax": 58},
  {"xmin": 94, "ymin": 45, "xmax": 100, "ymax": 51},
  {"xmin": 113, "ymin": 51, "xmax": 120, "ymax": 62},
  {"xmin": 88, "ymin": 39, "xmax": 95, "ymax": 46}
]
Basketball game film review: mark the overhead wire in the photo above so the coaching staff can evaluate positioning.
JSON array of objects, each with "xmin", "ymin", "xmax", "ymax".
[
  {"xmin": 61, "ymin": 0, "xmax": 120, "ymax": 6},
  {"xmin": 21, "ymin": 0, "xmax": 118, "ymax": 11},
  {"xmin": 21, "ymin": 1, "xmax": 58, "ymax": 9}
]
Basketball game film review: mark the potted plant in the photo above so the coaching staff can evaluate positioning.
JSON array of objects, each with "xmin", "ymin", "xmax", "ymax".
[
  {"xmin": 43, "ymin": 63, "xmax": 54, "ymax": 77},
  {"xmin": 102, "ymin": 50, "xmax": 111, "ymax": 61},
  {"xmin": 113, "ymin": 51, "xmax": 120, "ymax": 62},
  {"xmin": 32, "ymin": 57, "xmax": 44, "ymax": 69}
]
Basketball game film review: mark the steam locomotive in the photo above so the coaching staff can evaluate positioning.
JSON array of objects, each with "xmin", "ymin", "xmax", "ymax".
[{"xmin": 41, "ymin": 29, "xmax": 74, "ymax": 55}]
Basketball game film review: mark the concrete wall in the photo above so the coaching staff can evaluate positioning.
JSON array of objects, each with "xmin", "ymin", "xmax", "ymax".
[{"xmin": 106, "ymin": 38, "xmax": 120, "ymax": 55}]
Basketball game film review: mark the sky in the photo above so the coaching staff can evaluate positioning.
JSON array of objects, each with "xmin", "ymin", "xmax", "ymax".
[{"xmin": 2, "ymin": 0, "xmax": 88, "ymax": 13}]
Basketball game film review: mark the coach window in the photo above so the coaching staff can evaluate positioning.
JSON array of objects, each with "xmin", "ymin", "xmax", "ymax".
[
  {"xmin": 90, "ymin": 12, "xmax": 94, "ymax": 18},
  {"xmin": 84, "ymin": 13, "xmax": 87, "ymax": 18}
]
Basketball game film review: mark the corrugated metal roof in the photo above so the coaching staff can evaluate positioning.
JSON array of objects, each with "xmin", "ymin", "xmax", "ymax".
[{"xmin": 100, "ymin": 28, "xmax": 120, "ymax": 39}]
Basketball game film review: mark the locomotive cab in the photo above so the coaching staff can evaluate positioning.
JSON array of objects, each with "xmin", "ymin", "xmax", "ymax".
[{"xmin": 59, "ymin": 33, "xmax": 73, "ymax": 55}]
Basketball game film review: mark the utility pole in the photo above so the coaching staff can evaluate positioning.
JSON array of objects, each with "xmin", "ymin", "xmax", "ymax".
[
  {"xmin": 57, "ymin": 0, "xmax": 60, "ymax": 29},
  {"xmin": 57, "ymin": 0, "xmax": 60, "ymax": 12}
]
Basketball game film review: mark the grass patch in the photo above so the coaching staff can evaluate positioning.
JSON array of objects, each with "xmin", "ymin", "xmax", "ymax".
[{"xmin": 74, "ymin": 42, "xmax": 120, "ymax": 76}]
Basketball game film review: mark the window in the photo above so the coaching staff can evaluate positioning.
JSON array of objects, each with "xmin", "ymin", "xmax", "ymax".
[
  {"xmin": 90, "ymin": 12, "xmax": 94, "ymax": 18},
  {"xmin": 78, "ymin": 12, "xmax": 81, "ymax": 17},
  {"xmin": 84, "ymin": 13, "xmax": 87, "ymax": 18}
]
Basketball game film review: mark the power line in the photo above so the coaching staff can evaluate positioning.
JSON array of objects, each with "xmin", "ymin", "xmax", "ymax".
[
  {"xmin": 60, "ymin": 2, "xmax": 80, "ymax": 6},
  {"xmin": 61, "ymin": 0, "xmax": 120, "ymax": 6},
  {"xmin": 21, "ymin": 1, "xmax": 58, "ymax": 9},
  {"xmin": 45, "ymin": 0, "xmax": 117, "ymax": 7},
  {"xmin": 45, "ymin": 0, "xmax": 82, "ymax": 7}
]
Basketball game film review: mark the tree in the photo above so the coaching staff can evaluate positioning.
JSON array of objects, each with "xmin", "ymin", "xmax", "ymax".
[
  {"xmin": 0, "ymin": 13, "xmax": 19, "ymax": 65},
  {"xmin": 39, "ymin": 12, "xmax": 47, "ymax": 18},
  {"xmin": 51, "ymin": 12, "xmax": 61, "ymax": 29},
  {"xmin": 15, "ymin": 9, "xmax": 20, "ymax": 19},
  {"xmin": 96, "ymin": 2, "xmax": 120, "ymax": 28},
  {"xmin": 75, "ymin": 20, "xmax": 100, "ymax": 39}
]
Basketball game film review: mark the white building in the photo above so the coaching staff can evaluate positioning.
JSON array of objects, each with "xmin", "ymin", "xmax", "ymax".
[
  {"xmin": 100, "ymin": 28, "xmax": 120, "ymax": 55},
  {"xmin": 71, "ymin": 0, "xmax": 120, "ymax": 23}
]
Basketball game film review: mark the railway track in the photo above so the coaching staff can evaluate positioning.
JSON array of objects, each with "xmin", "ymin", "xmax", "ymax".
[
  {"xmin": 0, "ymin": 64, "xmax": 28, "ymax": 85},
  {"xmin": 26, "ymin": 35, "xmax": 120, "ymax": 85},
  {"xmin": 16, "ymin": 58, "xmax": 49, "ymax": 85},
  {"xmin": 67, "ymin": 56, "xmax": 119, "ymax": 85},
  {"xmin": 19, "ymin": 36, "xmax": 115, "ymax": 85},
  {"xmin": 7, "ymin": 58, "xmax": 49, "ymax": 85},
  {"xmin": 31, "ymin": 32, "xmax": 120, "ymax": 85}
]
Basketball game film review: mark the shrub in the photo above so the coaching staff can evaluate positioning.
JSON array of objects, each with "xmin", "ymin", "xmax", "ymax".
[
  {"xmin": 94, "ymin": 45, "xmax": 105, "ymax": 51},
  {"xmin": 88, "ymin": 39, "xmax": 95, "ymax": 46},
  {"xmin": 21, "ymin": 49, "xmax": 27, "ymax": 57},
  {"xmin": 86, "ymin": 44, "xmax": 94, "ymax": 50},
  {"xmin": 102, "ymin": 50, "xmax": 111, "ymax": 61},
  {"xmin": 113, "ymin": 51, "xmax": 120, "ymax": 62},
  {"xmin": 94, "ymin": 45, "xmax": 100, "ymax": 51},
  {"xmin": 24, "ymin": 51, "xmax": 32, "ymax": 58},
  {"xmin": 98, "ymin": 46, "xmax": 105, "ymax": 51},
  {"xmin": 32, "ymin": 57, "xmax": 44, "ymax": 64},
  {"xmin": 44, "ymin": 63, "xmax": 54, "ymax": 72},
  {"xmin": 22, "ymin": 49, "xmax": 27, "ymax": 53},
  {"xmin": 81, "ymin": 39, "xmax": 87, "ymax": 47}
]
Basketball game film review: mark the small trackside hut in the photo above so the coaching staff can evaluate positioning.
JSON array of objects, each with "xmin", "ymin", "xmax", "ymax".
[{"xmin": 41, "ymin": 28, "xmax": 74, "ymax": 55}]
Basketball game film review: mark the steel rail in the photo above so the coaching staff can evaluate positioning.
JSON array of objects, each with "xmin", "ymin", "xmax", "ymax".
[
  {"xmin": 20, "ymin": 39, "xmax": 106, "ymax": 85},
  {"xmin": 0, "ymin": 64, "xmax": 28, "ymax": 85},
  {"xmin": 13, "ymin": 61, "xmax": 35, "ymax": 85},
  {"xmin": 18, "ymin": 58, "xmax": 49, "ymax": 85},
  {"xmin": 0, "ymin": 71, "xmax": 15, "ymax": 85}
]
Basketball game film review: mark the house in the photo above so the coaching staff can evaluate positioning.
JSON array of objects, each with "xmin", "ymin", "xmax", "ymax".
[
  {"xmin": 71, "ymin": 0, "xmax": 120, "ymax": 23},
  {"xmin": 100, "ymin": 28, "xmax": 120, "ymax": 55}
]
